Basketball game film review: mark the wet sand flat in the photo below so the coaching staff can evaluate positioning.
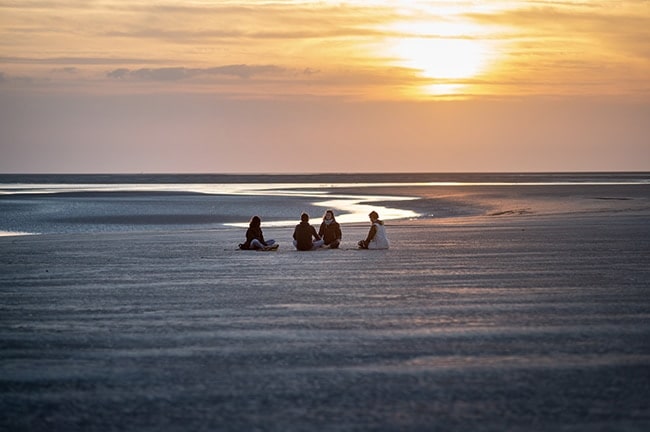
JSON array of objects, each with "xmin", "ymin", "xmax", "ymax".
[{"xmin": 1, "ymin": 184, "xmax": 649, "ymax": 431}]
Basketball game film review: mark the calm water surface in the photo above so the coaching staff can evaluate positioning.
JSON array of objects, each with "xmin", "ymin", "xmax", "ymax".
[{"xmin": 1, "ymin": 173, "xmax": 648, "ymax": 235}]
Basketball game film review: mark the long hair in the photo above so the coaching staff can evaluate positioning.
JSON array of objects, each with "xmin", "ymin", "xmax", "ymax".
[
  {"xmin": 249, "ymin": 215, "xmax": 261, "ymax": 228},
  {"xmin": 323, "ymin": 209, "xmax": 336, "ymax": 222}
]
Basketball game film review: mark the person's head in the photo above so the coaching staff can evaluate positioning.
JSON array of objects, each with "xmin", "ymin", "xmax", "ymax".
[
  {"xmin": 323, "ymin": 209, "xmax": 336, "ymax": 221},
  {"xmin": 369, "ymin": 211, "xmax": 379, "ymax": 222},
  {"xmin": 249, "ymin": 215, "xmax": 261, "ymax": 228},
  {"xmin": 301, "ymin": 212, "xmax": 309, "ymax": 222}
]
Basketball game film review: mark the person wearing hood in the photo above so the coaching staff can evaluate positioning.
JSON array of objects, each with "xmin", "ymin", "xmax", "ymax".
[
  {"xmin": 358, "ymin": 210, "xmax": 389, "ymax": 249},
  {"xmin": 318, "ymin": 209, "xmax": 342, "ymax": 249},
  {"xmin": 293, "ymin": 212, "xmax": 324, "ymax": 251}
]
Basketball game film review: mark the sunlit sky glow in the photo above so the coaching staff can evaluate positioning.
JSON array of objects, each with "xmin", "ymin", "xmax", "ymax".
[{"xmin": 1, "ymin": 0, "xmax": 648, "ymax": 173}]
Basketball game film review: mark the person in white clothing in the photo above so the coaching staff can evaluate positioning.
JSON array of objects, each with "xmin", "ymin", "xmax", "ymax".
[{"xmin": 358, "ymin": 211, "xmax": 389, "ymax": 249}]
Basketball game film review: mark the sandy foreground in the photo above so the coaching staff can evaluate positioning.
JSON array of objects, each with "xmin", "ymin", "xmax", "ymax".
[{"xmin": 1, "ymin": 185, "xmax": 649, "ymax": 431}]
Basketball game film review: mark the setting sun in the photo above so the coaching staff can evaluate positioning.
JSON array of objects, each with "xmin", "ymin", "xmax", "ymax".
[
  {"xmin": 390, "ymin": 37, "xmax": 491, "ymax": 81},
  {"xmin": 392, "ymin": 38, "xmax": 493, "ymax": 96},
  {"xmin": 0, "ymin": 0, "xmax": 648, "ymax": 173},
  {"xmin": 375, "ymin": 9, "xmax": 502, "ymax": 97}
]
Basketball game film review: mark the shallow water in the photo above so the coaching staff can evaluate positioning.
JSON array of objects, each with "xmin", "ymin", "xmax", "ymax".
[
  {"xmin": 1, "ymin": 172, "xmax": 648, "ymax": 236},
  {"xmin": 0, "ymin": 182, "xmax": 419, "ymax": 235}
]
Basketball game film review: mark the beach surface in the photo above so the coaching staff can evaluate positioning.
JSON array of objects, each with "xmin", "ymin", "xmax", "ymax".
[{"xmin": 1, "ymin": 181, "xmax": 649, "ymax": 431}]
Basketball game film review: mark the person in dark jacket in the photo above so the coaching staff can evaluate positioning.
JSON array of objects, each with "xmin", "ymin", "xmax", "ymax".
[
  {"xmin": 239, "ymin": 215, "xmax": 276, "ymax": 250},
  {"xmin": 293, "ymin": 213, "xmax": 324, "ymax": 251},
  {"xmin": 318, "ymin": 209, "xmax": 342, "ymax": 249}
]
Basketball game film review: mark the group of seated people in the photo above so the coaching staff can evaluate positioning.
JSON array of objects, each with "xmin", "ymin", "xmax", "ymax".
[{"xmin": 239, "ymin": 209, "xmax": 389, "ymax": 251}]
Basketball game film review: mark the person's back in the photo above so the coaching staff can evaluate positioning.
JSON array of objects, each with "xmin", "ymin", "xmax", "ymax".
[
  {"xmin": 246, "ymin": 226, "xmax": 264, "ymax": 245},
  {"xmin": 294, "ymin": 221, "xmax": 317, "ymax": 251},
  {"xmin": 239, "ymin": 215, "xmax": 276, "ymax": 250},
  {"xmin": 293, "ymin": 213, "xmax": 323, "ymax": 251}
]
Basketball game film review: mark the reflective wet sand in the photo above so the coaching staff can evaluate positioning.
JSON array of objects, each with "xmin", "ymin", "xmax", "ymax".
[{"xmin": 1, "ymin": 182, "xmax": 649, "ymax": 431}]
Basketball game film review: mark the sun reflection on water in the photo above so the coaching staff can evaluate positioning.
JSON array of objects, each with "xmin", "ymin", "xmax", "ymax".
[{"xmin": 0, "ymin": 182, "xmax": 421, "ymax": 228}]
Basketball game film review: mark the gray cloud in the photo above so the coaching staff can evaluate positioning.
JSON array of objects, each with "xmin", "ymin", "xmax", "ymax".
[
  {"xmin": 0, "ymin": 57, "xmax": 168, "ymax": 66},
  {"xmin": 106, "ymin": 65, "xmax": 286, "ymax": 81},
  {"xmin": 205, "ymin": 65, "xmax": 285, "ymax": 79},
  {"xmin": 0, "ymin": 72, "xmax": 35, "ymax": 85},
  {"xmin": 106, "ymin": 68, "xmax": 130, "ymax": 79},
  {"xmin": 129, "ymin": 67, "xmax": 191, "ymax": 81},
  {"xmin": 51, "ymin": 67, "xmax": 79, "ymax": 74}
]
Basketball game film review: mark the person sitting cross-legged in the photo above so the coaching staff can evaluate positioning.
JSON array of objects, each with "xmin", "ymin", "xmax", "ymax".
[
  {"xmin": 318, "ymin": 209, "xmax": 342, "ymax": 249},
  {"xmin": 239, "ymin": 215, "xmax": 276, "ymax": 250},
  {"xmin": 293, "ymin": 212, "xmax": 324, "ymax": 251},
  {"xmin": 358, "ymin": 210, "xmax": 389, "ymax": 250}
]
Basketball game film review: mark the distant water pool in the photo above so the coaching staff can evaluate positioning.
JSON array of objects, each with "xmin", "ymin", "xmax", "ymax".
[
  {"xmin": 0, "ymin": 182, "xmax": 421, "ymax": 235},
  {"xmin": 1, "ymin": 173, "xmax": 647, "ymax": 235}
]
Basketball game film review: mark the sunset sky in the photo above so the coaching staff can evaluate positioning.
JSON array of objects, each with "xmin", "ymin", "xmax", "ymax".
[{"xmin": 1, "ymin": 0, "xmax": 648, "ymax": 173}]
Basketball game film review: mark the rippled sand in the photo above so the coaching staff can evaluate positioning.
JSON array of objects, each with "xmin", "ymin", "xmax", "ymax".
[{"xmin": 1, "ymin": 185, "xmax": 649, "ymax": 431}]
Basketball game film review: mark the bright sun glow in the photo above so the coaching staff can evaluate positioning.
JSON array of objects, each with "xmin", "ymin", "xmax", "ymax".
[
  {"xmin": 384, "ymin": 34, "xmax": 494, "ymax": 97},
  {"xmin": 392, "ymin": 37, "xmax": 489, "ymax": 80},
  {"xmin": 380, "ymin": 7, "xmax": 501, "ymax": 97}
]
